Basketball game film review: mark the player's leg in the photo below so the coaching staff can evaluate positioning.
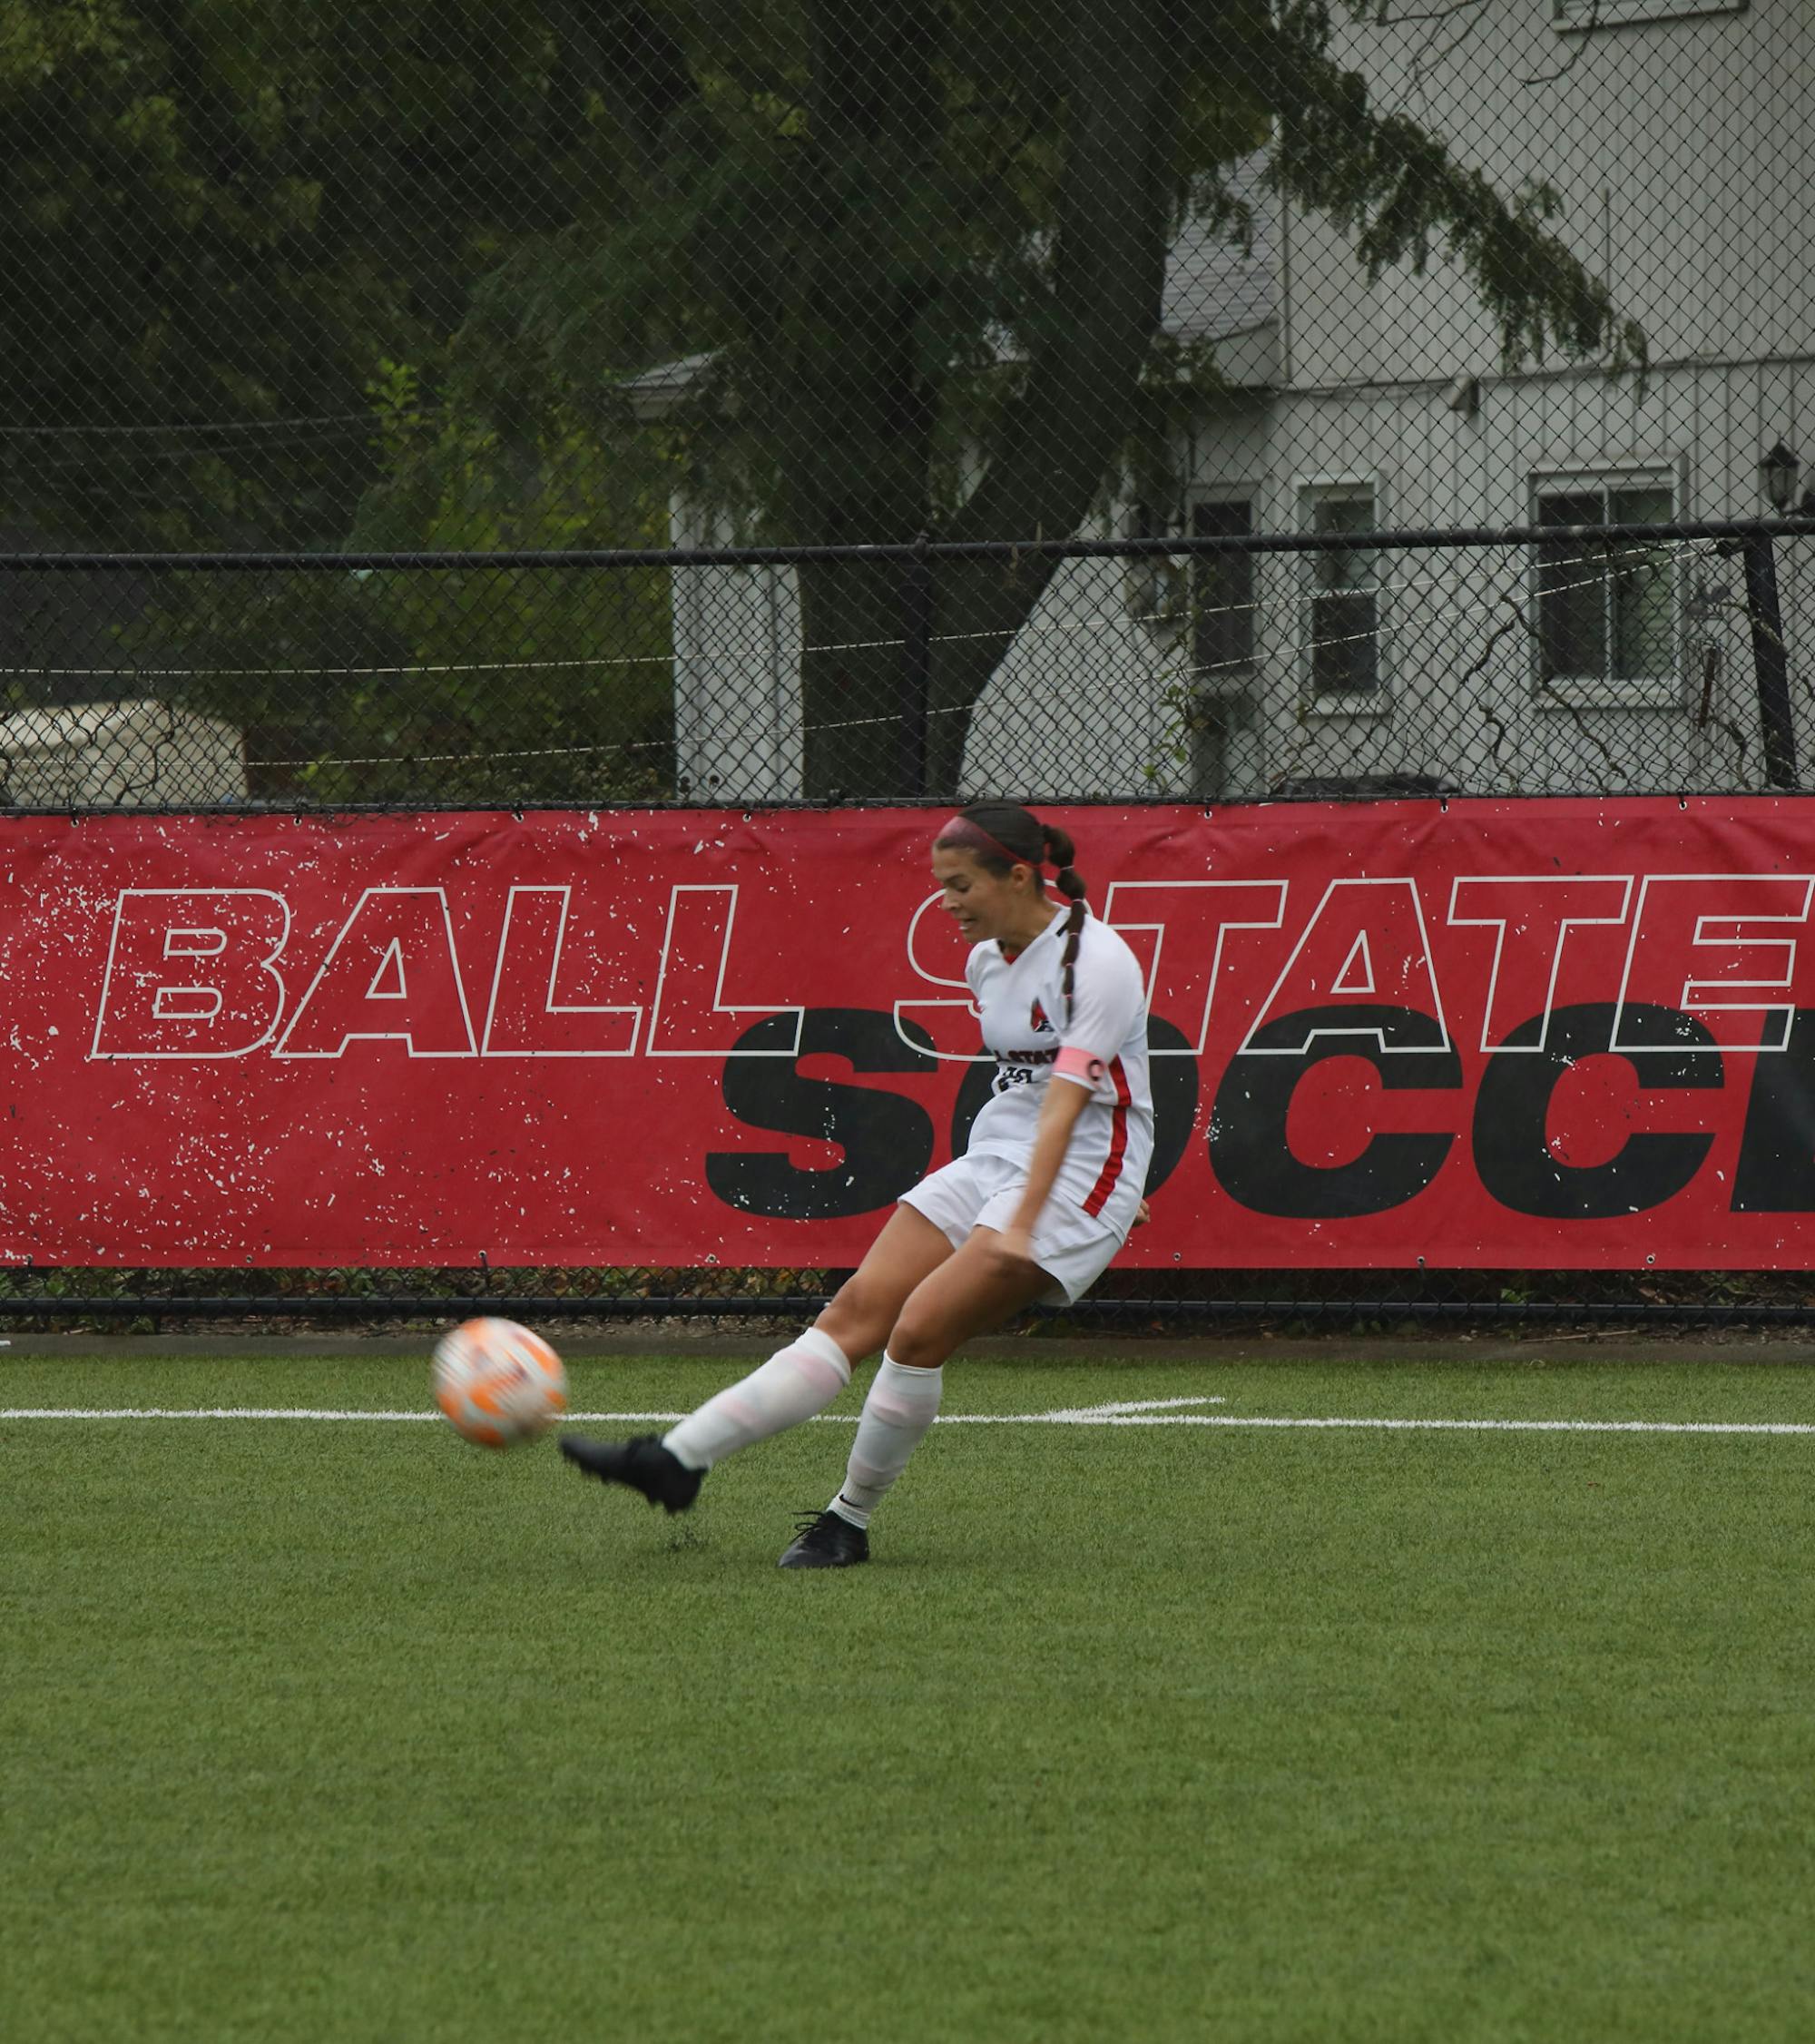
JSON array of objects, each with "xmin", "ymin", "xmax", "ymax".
[
  {"xmin": 657, "ymin": 1202, "xmax": 952, "ymax": 1469},
  {"xmin": 813, "ymin": 1201, "xmax": 957, "ymax": 1363},
  {"xmin": 886, "ymin": 1227, "xmax": 1062, "ymax": 1370},
  {"xmin": 561, "ymin": 1204, "xmax": 953, "ymax": 1511},
  {"xmin": 780, "ymin": 1229, "xmax": 1055, "ymax": 1567}
]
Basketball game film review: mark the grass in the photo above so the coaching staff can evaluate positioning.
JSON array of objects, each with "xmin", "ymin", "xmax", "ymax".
[{"xmin": 3, "ymin": 1350, "xmax": 1813, "ymax": 2042}]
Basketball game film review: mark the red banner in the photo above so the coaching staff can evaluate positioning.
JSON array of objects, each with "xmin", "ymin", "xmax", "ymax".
[{"xmin": 5, "ymin": 801, "xmax": 1815, "ymax": 1270}]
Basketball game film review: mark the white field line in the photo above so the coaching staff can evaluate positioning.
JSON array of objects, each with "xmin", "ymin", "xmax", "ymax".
[
  {"xmin": 0, "ymin": 1408, "xmax": 690, "ymax": 1422},
  {"xmin": 1045, "ymin": 1415, "xmax": 1815, "ymax": 1435},
  {"xmin": 0, "ymin": 1401, "xmax": 1811, "ymax": 1437},
  {"xmin": 0, "ymin": 1401, "xmax": 1221, "ymax": 1425},
  {"xmin": 1035, "ymin": 1395, "xmax": 1228, "ymax": 1420}
]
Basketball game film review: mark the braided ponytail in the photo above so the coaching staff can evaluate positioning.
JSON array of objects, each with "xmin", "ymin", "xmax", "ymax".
[{"xmin": 1041, "ymin": 824, "xmax": 1088, "ymax": 1023}]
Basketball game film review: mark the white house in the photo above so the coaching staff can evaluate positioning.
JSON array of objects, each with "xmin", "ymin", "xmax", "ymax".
[{"xmin": 665, "ymin": 0, "xmax": 1813, "ymax": 802}]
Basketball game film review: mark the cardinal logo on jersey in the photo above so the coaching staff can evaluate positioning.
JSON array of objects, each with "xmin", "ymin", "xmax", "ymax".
[{"xmin": 1029, "ymin": 999, "xmax": 1054, "ymax": 1034}]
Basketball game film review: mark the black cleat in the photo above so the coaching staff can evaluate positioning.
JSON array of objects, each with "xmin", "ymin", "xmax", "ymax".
[
  {"xmin": 778, "ymin": 1508, "xmax": 869, "ymax": 1570},
  {"xmin": 560, "ymin": 1433, "xmax": 702, "ymax": 1514}
]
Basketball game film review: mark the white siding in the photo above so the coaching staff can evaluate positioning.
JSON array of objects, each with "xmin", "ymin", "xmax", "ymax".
[{"xmin": 672, "ymin": 0, "xmax": 1812, "ymax": 801}]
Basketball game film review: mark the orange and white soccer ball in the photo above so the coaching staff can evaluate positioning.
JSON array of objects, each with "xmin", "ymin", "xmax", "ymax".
[{"xmin": 432, "ymin": 1318, "xmax": 568, "ymax": 1448}]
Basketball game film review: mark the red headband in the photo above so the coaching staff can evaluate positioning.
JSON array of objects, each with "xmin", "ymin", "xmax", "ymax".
[{"xmin": 935, "ymin": 814, "xmax": 1040, "ymax": 869}]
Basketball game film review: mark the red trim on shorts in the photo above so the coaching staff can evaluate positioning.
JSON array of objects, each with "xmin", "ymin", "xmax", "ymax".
[{"xmin": 1082, "ymin": 1056, "xmax": 1132, "ymax": 1218}]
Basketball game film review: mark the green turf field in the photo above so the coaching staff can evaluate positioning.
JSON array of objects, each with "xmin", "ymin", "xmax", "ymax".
[{"xmin": 4, "ymin": 1350, "xmax": 1813, "ymax": 2043}]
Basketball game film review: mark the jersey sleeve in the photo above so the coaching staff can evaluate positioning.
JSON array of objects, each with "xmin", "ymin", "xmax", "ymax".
[{"xmin": 1053, "ymin": 934, "xmax": 1146, "ymax": 1086}]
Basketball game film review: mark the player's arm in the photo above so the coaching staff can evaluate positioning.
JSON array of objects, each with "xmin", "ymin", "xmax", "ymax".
[{"xmin": 990, "ymin": 1048, "xmax": 1101, "ymax": 1266}]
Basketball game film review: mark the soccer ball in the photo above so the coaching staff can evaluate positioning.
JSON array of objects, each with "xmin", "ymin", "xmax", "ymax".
[{"xmin": 432, "ymin": 1317, "xmax": 568, "ymax": 1448}]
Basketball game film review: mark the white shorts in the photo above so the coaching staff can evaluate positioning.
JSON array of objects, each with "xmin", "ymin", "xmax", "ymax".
[{"xmin": 899, "ymin": 1151, "xmax": 1132, "ymax": 1305}]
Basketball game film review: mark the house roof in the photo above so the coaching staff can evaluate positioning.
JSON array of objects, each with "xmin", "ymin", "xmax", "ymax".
[{"xmin": 623, "ymin": 352, "xmax": 716, "ymax": 421}]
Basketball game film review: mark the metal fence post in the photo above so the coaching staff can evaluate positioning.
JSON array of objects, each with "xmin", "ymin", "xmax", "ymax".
[
  {"xmin": 902, "ymin": 529, "xmax": 933, "ymax": 797},
  {"xmin": 1741, "ymin": 532, "xmax": 1798, "ymax": 791}
]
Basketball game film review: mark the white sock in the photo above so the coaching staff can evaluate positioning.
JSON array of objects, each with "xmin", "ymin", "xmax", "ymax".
[
  {"xmin": 662, "ymin": 1328, "xmax": 851, "ymax": 1471},
  {"xmin": 828, "ymin": 1354, "xmax": 943, "ymax": 1529}
]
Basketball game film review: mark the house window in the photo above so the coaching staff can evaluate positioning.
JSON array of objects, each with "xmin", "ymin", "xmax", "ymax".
[
  {"xmin": 1301, "ymin": 486, "xmax": 1380, "ymax": 700},
  {"xmin": 1534, "ymin": 478, "xmax": 1678, "ymax": 690},
  {"xmin": 1554, "ymin": 0, "xmax": 1745, "ymax": 28}
]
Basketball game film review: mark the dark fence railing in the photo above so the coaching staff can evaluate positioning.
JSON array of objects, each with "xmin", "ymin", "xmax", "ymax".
[{"xmin": 2, "ymin": 1267, "xmax": 1810, "ymax": 1333}]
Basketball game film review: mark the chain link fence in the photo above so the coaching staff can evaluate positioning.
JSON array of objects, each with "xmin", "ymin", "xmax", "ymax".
[
  {"xmin": 4, "ymin": 5, "xmax": 1808, "ymax": 554},
  {"xmin": 2, "ymin": 0, "xmax": 1812, "ymax": 1325}
]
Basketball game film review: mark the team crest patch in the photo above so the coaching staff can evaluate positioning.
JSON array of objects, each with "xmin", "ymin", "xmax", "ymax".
[{"xmin": 1029, "ymin": 999, "xmax": 1053, "ymax": 1034}]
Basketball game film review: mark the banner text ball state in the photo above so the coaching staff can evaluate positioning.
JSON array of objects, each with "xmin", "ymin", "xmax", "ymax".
[{"xmin": 9, "ymin": 800, "xmax": 1815, "ymax": 1273}]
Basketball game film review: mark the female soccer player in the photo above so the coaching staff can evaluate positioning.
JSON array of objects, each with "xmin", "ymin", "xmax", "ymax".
[{"xmin": 561, "ymin": 801, "xmax": 1154, "ymax": 1567}]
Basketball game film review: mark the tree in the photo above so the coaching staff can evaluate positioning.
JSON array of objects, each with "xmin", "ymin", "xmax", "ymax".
[
  {"xmin": 456, "ymin": 0, "xmax": 1644, "ymax": 797},
  {"xmin": 1, "ymin": 1, "xmax": 673, "ymax": 798},
  {"xmin": 133, "ymin": 374, "xmax": 676, "ymax": 804},
  {"xmin": 0, "ymin": 0, "xmax": 598, "ymax": 551}
]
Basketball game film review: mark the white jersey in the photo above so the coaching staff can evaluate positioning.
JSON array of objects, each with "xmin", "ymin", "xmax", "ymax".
[{"xmin": 962, "ymin": 907, "xmax": 1153, "ymax": 1225}]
